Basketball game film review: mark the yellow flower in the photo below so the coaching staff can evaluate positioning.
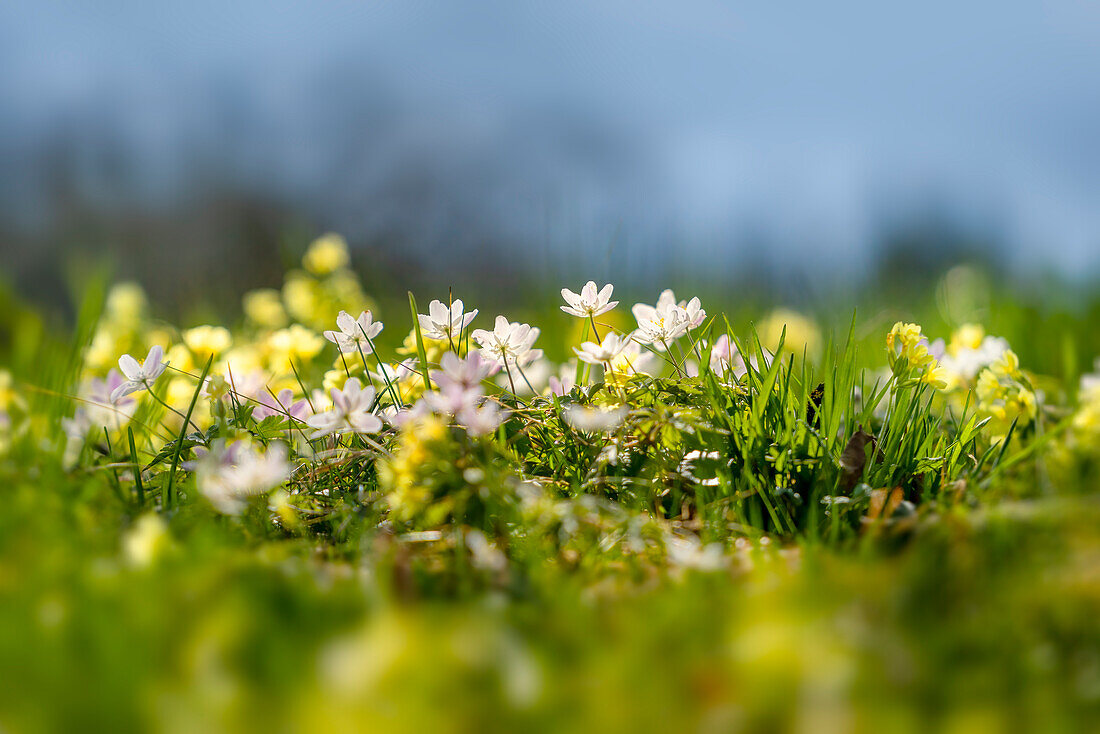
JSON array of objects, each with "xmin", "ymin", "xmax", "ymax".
[
  {"xmin": 104, "ymin": 282, "xmax": 147, "ymax": 325},
  {"xmin": 165, "ymin": 344, "xmax": 195, "ymax": 375},
  {"xmin": 122, "ymin": 514, "xmax": 171, "ymax": 568},
  {"xmin": 886, "ymin": 322, "xmax": 924, "ymax": 357},
  {"xmin": 267, "ymin": 325, "xmax": 324, "ymax": 371},
  {"xmin": 886, "ymin": 322, "xmax": 942, "ymax": 389},
  {"xmin": 380, "ymin": 414, "xmax": 451, "ymax": 522},
  {"xmin": 243, "ymin": 288, "xmax": 288, "ymax": 328},
  {"xmin": 0, "ymin": 370, "xmax": 25, "ymax": 413},
  {"xmin": 204, "ymin": 374, "xmax": 231, "ymax": 401},
  {"xmin": 324, "ymin": 364, "xmax": 366, "ymax": 393},
  {"xmin": 183, "ymin": 325, "xmax": 232, "ymax": 362},
  {"xmin": 268, "ymin": 489, "xmax": 300, "ymax": 529},
  {"xmin": 605, "ymin": 343, "xmax": 654, "ymax": 388},
  {"xmin": 948, "ymin": 323, "xmax": 985, "ymax": 355},
  {"xmin": 221, "ymin": 345, "xmax": 264, "ymax": 375},
  {"xmin": 760, "ymin": 309, "xmax": 821, "ymax": 356},
  {"xmin": 976, "ymin": 350, "xmax": 1036, "ymax": 435},
  {"xmin": 282, "ymin": 275, "xmax": 322, "ymax": 325},
  {"xmin": 921, "ymin": 364, "xmax": 948, "ymax": 390},
  {"xmin": 84, "ymin": 328, "xmax": 122, "ymax": 373},
  {"xmin": 302, "ymin": 233, "xmax": 350, "ymax": 276},
  {"xmin": 991, "ymin": 349, "xmax": 1021, "ymax": 379}
]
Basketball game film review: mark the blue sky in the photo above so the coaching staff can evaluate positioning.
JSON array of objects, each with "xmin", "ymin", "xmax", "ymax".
[{"xmin": 2, "ymin": 1, "xmax": 1099, "ymax": 276}]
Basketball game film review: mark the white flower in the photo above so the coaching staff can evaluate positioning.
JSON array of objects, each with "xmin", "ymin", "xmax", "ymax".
[
  {"xmin": 305, "ymin": 378, "xmax": 383, "ymax": 438},
  {"xmin": 574, "ymin": 332, "xmax": 631, "ymax": 365},
  {"xmin": 112, "ymin": 345, "xmax": 168, "ymax": 401},
  {"xmin": 656, "ymin": 289, "xmax": 706, "ymax": 329},
  {"xmin": 681, "ymin": 297, "xmax": 706, "ymax": 330},
  {"xmin": 665, "ymin": 534, "xmax": 725, "ymax": 572},
  {"xmin": 939, "ymin": 336, "xmax": 1010, "ymax": 382},
  {"xmin": 418, "ymin": 299, "xmax": 478, "ymax": 341},
  {"xmin": 562, "ymin": 404, "xmax": 629, "ymax": 432},
  {"xmin": 471, "ymin": 316, "xmax": 543, "ymax": 369},
  {"xmin": 560, "ymin": 281, "xmax": 618, "ymax": 318},
  {"xmin": 631, "ymin": 298, "xmax": 690, "ymax": 348},
  {"xmin": 323, "ymin": 310, "xmax": 384, "ymax": 354},
  {"xmin": 191, "ymin": 440, "xmax": 290, "ymax": 515}
]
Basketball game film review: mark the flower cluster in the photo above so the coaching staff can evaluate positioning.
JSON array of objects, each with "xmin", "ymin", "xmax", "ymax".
[
  {"xmin": 975, "ymin": 350, "xmax": 1037, "ymax": 440},
  {"xmin": 886, "ymin": 322, "xmax": 947, "ymax": 389},
  {"xmin": 932, "ymin": 323, "xmax": 1011, "ymax": 391},
  {"xmin": 188, "ymin": 439, "xmax": 290, "ymax": 515},
  {"xmin": 58, "ymin": 234, "xmax": 1079, "ymax": 544}
]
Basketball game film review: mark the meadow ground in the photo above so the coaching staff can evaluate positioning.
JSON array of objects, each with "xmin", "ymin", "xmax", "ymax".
[{"xmin": 2, "ymin": 235, "xmax": 1100, "ymax": 733}]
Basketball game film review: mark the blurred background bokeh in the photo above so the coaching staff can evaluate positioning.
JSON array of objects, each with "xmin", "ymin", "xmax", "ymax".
[{"xmin": 2, "ymin": 1, "xmax": 1099, "ymax": 314}]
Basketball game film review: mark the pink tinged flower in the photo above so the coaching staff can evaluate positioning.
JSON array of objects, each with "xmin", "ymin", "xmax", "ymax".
[
  {"xmin": 681, "ymin": 297, "xmax": 706, "ymax": 329},
  {"xmin": 457, "ymin": 401, "xmax": 507, "ymax": 437},
  {"xmin": 709, "ymin": 334, "xmax": 746, "ymax": 378},
  {"xmin": 112, "ymin": 345, "xmax": 168, "ymax": 401},
  {"xmin": 305, "ymin": 378, "xmax": 383, "ymax": 438},
  {"xmin": 422, "ymin": 384, "xmax": 482, "ymax": 416},
  {"xmin": 385, "ymin": 399, "xmax": 432, "ymax": 428},
  {"xmin": 252, "ymin": 388, "xmax": 311, "ymax": 421},
  {"xmin": 418, "ymin": 299, "xmax": 478, "ymax": 341},
  {"xmin": 560, "ymin": 281, "xmax": 619, "ymax": 318},
  {"xmin": 323, "ymin": 310, "xmax": 384, "ymax": 354},
  {"xmin": 548, "ymin": 374, "xmax": 575, "ymax": 397},
  {"xmin": 574, "ymin": 332, "xmax": 631, "ymax": 365},
  {"xmin": 431, "ymin": 351, "xmax": 492, "ymax": 394}
]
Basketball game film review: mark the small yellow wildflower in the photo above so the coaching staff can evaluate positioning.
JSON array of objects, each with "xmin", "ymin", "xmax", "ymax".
[
  {"xmin": 886, "ymin": 322, "xmax": 944, "ymax": 388},
  {"xmin": 397, "ymin": 328, "xmax": 447, "ymax": 361},
  {"xmin": 760, "ymin": 308, "xmax": 821, "ymax": 356},
  {"xmin": 243, "ymin": 288, "xmax": 288, "ymax": 328},
  {"xmin": 976, "ymin": 349, "xmax": 1036, "ymax": 437},
  {"xmin": 123, "ymin": 514, "xmax": 171, "ymax": 568},
  {"xmin": 221, "ymin": 345, "xmax": 265, "ymax": 375},
  {"xmin": 204, "ymin": 374, "xmax": 231, "ymax": 401},
  {"xmin": 104, "ymin": 282, "xmax": 148, "ymax": 325},
  {"xmin": 84, "ymin": 328, "xmax": 123, "ymax": 374},
  {"xmin": 183, "ymin": 325, "xmax": 232, "ymax": 362},
  {"xmin": 302, "ymin": 233, "xmax": 350, "ymax": 276},
  {"xmin": 282, "ymin": 275, "xmax": 323, "ymax": 326},
  {"xmin": 267, "ymin": 325, "xmax": 324, "ymax": 371},
  {"xmin": 0, "ymin": 370, "xmax": 25, "ymax": 413},
  {"xmin": 165, "ymin": 343, "xmax": 195, "ymax": 374},
  {"xmin": 380, "ymin": 414, "xmax": 451, "ymax": 522},
  {"xmin": 990, "ymin": 349, "xmax": 1021, "ymax": 379},
  {"xmin": 948, "ymin": 323, "xmax": 985, "ymax": 354}
]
